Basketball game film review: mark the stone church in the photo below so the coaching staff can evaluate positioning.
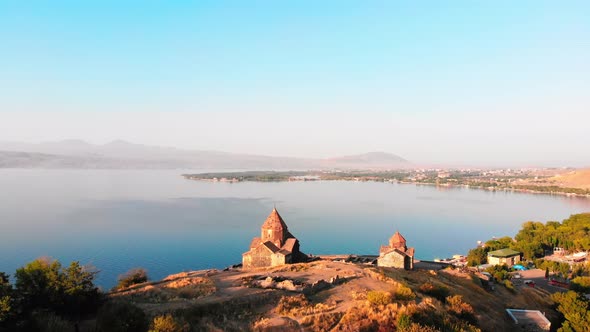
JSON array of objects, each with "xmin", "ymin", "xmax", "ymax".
[
  {"xmin": 242, "ymin": 208, "xmax": 307, "ymax": 269},
  {"xmin": 377, "ymin": 231, "xmax": 415, "ymax": 270}
]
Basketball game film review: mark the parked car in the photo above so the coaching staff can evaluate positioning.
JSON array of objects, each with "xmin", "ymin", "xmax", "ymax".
[{"xmin": 524, "ymin": 280, "xmax": 535, "ymax": 287}]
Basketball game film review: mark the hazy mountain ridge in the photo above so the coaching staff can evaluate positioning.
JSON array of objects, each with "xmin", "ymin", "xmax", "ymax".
[{"xmin": 0, "ymin": 140, "xmax": 411, "ymax": 170}]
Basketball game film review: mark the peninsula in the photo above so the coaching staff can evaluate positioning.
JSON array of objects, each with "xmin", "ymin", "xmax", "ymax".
[{"xmin": 183, "ymin": 168, "xmax": 590, "ymax": 198}]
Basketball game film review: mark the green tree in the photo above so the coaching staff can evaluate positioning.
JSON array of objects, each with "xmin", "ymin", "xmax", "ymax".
[
  {"xmin": 14, "ymin": 258, "xmax": 100, "ymax": 320},
  {"xmin": 62, "ymin": 261, "xmax": 101, "ymax": 317},
  {"xmin": 552, "ymin": 291, "xmax": 590, "ymax": 332},
  {"xmin": 466, "ymin": 247, "xmax": 488, "ymax": 266},
  {"xmin": 570, "ymin": 277, "xmax": 590, "ymax": 294},
  {"xmin": 0, "ymin": 272, "xmax": 13, "ymax": 324},
  {"xmin": 485, "ymin": 236, "xmax": 515, "ymax": 251},
  {"xmin": 15, "ymin": 257, "xmax": 63, "ymax": 312}
]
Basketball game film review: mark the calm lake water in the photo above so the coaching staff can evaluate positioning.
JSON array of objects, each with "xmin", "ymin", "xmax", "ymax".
[{"xmin": 1, "ymin": 169, "xmax": 590, "ymax": 289}]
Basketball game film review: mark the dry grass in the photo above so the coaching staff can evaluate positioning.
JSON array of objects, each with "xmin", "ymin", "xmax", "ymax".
[
  {"xmin": 275, "ymin": 294, "xmax": 336, "ymax": 317},
  {"xmin": 106, "ymin": 261, "xmax": 557, "ymax": 332},
  {"xmin": 111, "ymin": 276, "xmax": 216, "ymax": 304},
  {"xmin": 547, "ymin": 169, "xmax": 590, "ymax": 189}
]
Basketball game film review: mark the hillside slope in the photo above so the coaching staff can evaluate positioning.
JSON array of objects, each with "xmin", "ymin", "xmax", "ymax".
[
  {"xmin": 547, "ymin": 169, "xmax": 590, "ymax": 189},
  {"xmin": 108, "ymin": 260, "xmax": 556, "ymax": 331}
]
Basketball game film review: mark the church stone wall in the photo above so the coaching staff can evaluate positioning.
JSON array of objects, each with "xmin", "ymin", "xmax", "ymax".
[
  {"xmin": 378, "ymin": 251, "xmax": 406, "ymax": 268},
  {"xmin": 271, "ymin": 253, "xmax": 288, "ymax": 266},
  {"xmin": 243, "ymin": 246, "xmax": 273, "ymax": 268}
]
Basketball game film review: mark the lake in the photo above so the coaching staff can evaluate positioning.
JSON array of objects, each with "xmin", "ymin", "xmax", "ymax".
[{"xmin": 1, "ymin": 169, "xmax": 589, "ymax": 289}]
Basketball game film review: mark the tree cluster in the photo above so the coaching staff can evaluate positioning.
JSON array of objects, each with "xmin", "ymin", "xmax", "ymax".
[
  {"xmin": 514, "ymin": 213, "xmax": 590, "ymax": 260},
  {"xmin": 0, "ymin": 257, "xmax": 101, "ymax": 330},
  {"xmin": 467, "ymin": 213, "xmax": 590, "ymax": 266},
  {"xmin": 552, "ymin": 291, "xmax": 590, "ymax": 332},
  {"xmin": 466, "ymin": 236, "xmax": 515, "ymax": 266}
]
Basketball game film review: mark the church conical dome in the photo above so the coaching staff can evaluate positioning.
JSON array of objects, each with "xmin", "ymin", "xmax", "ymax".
[
  {"xmin": 260, "ymin": 207, "xmax": 289, "ymax": 248},
  {"xmin": 389, "ymin": 231, "xmax": 407, "ymax": 249},
  {"xmin": 262, "ymin": 207, "xmax": 288, "ymax": 230}
]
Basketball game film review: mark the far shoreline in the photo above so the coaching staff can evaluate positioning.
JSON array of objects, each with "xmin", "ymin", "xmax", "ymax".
[{"xmin": 182, "ymin": 171, "xmax": 590, "ymax": 199}]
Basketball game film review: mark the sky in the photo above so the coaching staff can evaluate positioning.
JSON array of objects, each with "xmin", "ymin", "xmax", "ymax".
[{"xmin": 0, "ymin": 1, "xmax": 589, "ymax": 167}]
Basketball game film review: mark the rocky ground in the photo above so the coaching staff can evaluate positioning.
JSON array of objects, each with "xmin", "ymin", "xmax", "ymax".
[{"xmin": 109, "ymin": 259, "xmax": 558, "ymax": 331}]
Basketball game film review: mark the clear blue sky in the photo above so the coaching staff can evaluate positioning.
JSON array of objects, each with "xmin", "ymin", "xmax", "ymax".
[{"xmin": 1, "ymin": 1, "xmax": 589, "ymax": 166}]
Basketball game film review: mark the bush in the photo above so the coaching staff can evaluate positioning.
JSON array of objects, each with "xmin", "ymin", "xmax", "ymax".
[
  {"xmin": 503, "ymin": 280, "xmax": 515, "ymax": 293},
  {"xmin": 117, "ymin": 268, "xmax": 149, "ymax": 290},
  {"xmin": 396, "ymin": 313, "xmax": 412, "ymax": 330},
  {"xmin": 96, "ymin": 301, "xmax": 148, "ymax": 332},
  {"xmin": 33, "ymin": 312, "xmax": 74, "ymax": 332},
  {"xmin": 570, "ymin": 276, "xmax": 590, "ymax": 294},
  {"xmin": 366, "ymin": 290, "xmax": 392, "ymax": 306},
  {"xmin": 150, "ymin": 314, "xmax": 186, "ymax": 332},
  {"xmin": 300, "ymin": 312, "xmax": 343, "ymax": 331},
  {"xmin": 446, "ymin": 295, "xmax": 477, "ymax": 323},
  {"xmin": 275, "ymin": 294, "xmax": 310, "ymax": 315},
  {"xmin": 393, "ymin": 285, "xmax": 415, "ymax": 301},
  {"xmin": 419, "ymin": 282, "xmax": 449, "ymax": 302}
]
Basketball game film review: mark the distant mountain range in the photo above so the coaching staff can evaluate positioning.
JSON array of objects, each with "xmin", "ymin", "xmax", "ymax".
[{"xmin": 0, "ymin": 140, "xmax": 410, "ymax": 170}]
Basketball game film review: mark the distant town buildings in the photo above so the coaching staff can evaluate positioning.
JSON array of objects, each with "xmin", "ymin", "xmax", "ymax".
[
  {"xmin": 242, "ymin": 208, "xmax": 307, "ymax": 269},
  {"xmin": 487, "ymin": 248, "xmax": 521, "ymax": 267},
  {"xmin": 377, "ymin": 231, "xmax": 415, "ymax": 270}
]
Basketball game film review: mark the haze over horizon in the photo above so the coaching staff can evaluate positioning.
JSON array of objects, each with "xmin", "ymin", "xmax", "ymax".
[{"xmin": 1, "ymin": 1, "xmax": 589, "ymax": 167}]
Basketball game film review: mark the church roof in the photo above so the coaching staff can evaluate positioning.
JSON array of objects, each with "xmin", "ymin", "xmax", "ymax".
[
  {"xmin": 390, "ymin": 231, "xmax": 407, "ymax": 246},
  {"xmin": 391, "ymin": 231, "xmax": 406, "ymax": 243},
  {"xmin": 262, "ymin": 207, "xmax": 289, "ymax": 230},
  {"xmin": 261, "ymin": 241, "xmax": 280, "ymax": 253},
  {"xmin": 250, "ymin": 237, "xmax": 262, "ymax": 249},
  {"xmin": 283, "ymin": 238, "xmax": 297, "ymax": 252},
  {"xmin": 277, "ymin": 249, "xmax": 292, "ymax": 256}
]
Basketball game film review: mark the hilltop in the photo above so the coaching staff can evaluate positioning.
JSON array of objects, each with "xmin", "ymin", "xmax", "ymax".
[
  {"xmin": 545, "ymin": 169, "xmax": 590, "ymax": 190},
  {"xmin": 107, "ymin": 260, "xmax": 556, "ymax": 331},
  {"xmin": 320, "ymin": 152, "xmax": 409, "ymax": 169},
  {"xmin": 0, "ymin": 140, "xmax": 410, "ymax": 170}
]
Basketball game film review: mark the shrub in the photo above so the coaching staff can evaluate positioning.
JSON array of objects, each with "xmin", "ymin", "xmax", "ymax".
[
  {"xmin": 367, "ymin": 290, "xmax": 392, "ymax": 306},
  {"xmin": 419, "ymin": 282, "xmax": 449, "ymax": 302},
  {"xmin": 446, "ymin": 295, "xmax": 477, "ymax": 323},
  {"xmin": 396, "ymin": 313, "xmax": 412, "ymax": 330},
  {"xmin": 150, "ymin": 314, "xmax": 186, "ymax": 332},
  {"xmin": 503, "ymin": 280, "xmax": 515, "ymax": 293},
  {"xmin": 393, "ymin": 285, "xmax": 415, "ymax": 301},
  {"xmin": 95, "ymin": 301, "xmax": 148, "ymax": 332},
  {"xmin": 570, "ymin": 276, "xmax": 590, "ymax": 294},
  {"xmin": 33, "ymin": 312, "xmax": 74, "ymax": 332},
  {"xmin": 117, "ymin": 268, "xmax": 149, "ymax": 290},
  {"xmin": 300, "ymin": 312, "xmax": 343, "ymax": 331},
  {"xmin": 276, "ymin": 294, "xmax": 310, "ymax": 315}
]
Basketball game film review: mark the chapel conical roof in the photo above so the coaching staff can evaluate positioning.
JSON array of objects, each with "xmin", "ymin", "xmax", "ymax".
[
  {"xmin": 390, "ymin": 231, "xmax": 407, "ymax": 248},
  {"xmin": 262, "ymin": 207, "xmax": 288, "ymax": 230}
]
